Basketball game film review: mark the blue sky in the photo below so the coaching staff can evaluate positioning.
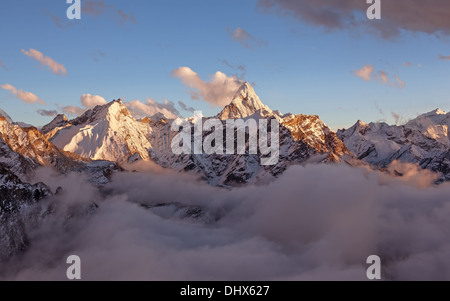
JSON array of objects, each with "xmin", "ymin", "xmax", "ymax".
[{"xmin": 0, "ymin": 0, "xmax": 450, "ymax": 129}]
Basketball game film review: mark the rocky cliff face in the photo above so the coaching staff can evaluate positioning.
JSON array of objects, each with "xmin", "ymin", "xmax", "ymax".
[{"xmin": 0, "ymin": 163, "xmax": 51, "ymax": 260}]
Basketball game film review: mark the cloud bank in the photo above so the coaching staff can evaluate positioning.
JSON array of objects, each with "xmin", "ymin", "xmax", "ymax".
[
  {"xmin": 2, "ymin": 162, "xmax": 450, "ymax": 280},
  {"xmin": 257, "ymin": 0, "xmax": 450, "ymax": 39}
]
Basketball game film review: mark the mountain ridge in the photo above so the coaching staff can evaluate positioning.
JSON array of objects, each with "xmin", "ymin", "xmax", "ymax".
[
  {"xmin": 338, "ymin": 108, "xmax": 450, "ymax": 182},
  {"xmin": 35, "ymin": 83, "xmax": 349, "ymax": 186},
  {"xmin": 6, "ymin": 84, "xmax": 449, "ymax": 187}
]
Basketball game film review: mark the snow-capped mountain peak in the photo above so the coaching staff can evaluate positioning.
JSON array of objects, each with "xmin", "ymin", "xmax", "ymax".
[
  {"xmin": 50, "ymin": 99, "xmax": 152, "ymax": 162},
  {"xmin": 421, "ymin": 108, "xmax": 447, "ymax": 117},
  {"xmin": 70, "ymin": 99, "xmax": 129, "ymax": 126},
  {"xmin": 406, "ymin": 108, "xmax": 449, "ymax": 127},
  {"xmin": 41, "ymin": 114, "xmax": 70, "ymax": 134},
  {"xmin": 217, "ymin": 82, "xmax": 273, "ymax": 120},
  {"xmin": 338, "ymin": 109, "xmax": 450, "ymax": 182},
  {"xmin": 342, "ymin": 120, "xmax": 371, "ymax": 137}
]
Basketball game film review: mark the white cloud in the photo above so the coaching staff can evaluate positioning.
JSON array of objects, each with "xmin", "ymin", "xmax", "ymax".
[
  {"xmin": 172, "ymin": 67, "xmax": 243, "ymax": 107},
  {"xmin": 0, "ymin": 83, "xmax": 45, "ymax": 105},
  {"xmin": 21, "ymin": 48, "xmax": 67, "ymax": 76},
  {"xmin": 81, "ymin": 94, "xmax": 108, "ymax": 108}
]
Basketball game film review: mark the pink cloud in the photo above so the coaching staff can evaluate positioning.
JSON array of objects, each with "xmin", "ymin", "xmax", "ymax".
[
  {"xmin": 376, "ymin": 71, "xmax": 389, "ymax": 84},
  {"xmin": 21, "ymin": 48, "xmax": 67, "ymax": 76},
  {"xmin": 354, "ymin": 65, "xmax": 374, "ymax": 81},
  {"xmin": 354, "ymin": 65, "xmax": 405, "ymax": 89},
  {"xmin": 394, "ymin": 75, "xmax": 406, "ymax": 89},
  {"xmin": 0, "ymin": 83, "xmax": 45, "ymax": 105},
  {"xmin": 172, "ymin": 67, "xmax": 243, "ymax": 107}
]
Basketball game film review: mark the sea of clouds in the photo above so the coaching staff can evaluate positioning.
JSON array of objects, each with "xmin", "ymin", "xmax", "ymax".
[{"xmin": 1, "ymin": 161, "xmax": 450, "ymax": 281}]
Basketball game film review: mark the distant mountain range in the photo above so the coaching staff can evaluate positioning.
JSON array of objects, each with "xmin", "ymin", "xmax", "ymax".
[
  {"xmin": 31, "ymin": 82, "xmax": 347, "ymax": 186},
  {"xmin": 2, "ymin": 82, "xmax": 450, "ymax": 189},
  {"xmin": 338, "ymin": 108, "xmax": 450, "ymax": 183}
]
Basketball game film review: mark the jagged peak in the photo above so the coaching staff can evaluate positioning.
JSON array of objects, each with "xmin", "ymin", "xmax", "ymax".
[
  {"xmin": 231, "ymin": 82, "xmax": 261, "ymax": 105},
  {"xmin": 41, "ymin": 113, "xmax": 70, "ymax": 134},
  {"xmin": 218, "ymin": 82, "xmax": 272, "ymax": 120},
  {"xmin": 420, "ymin": 108, "xmax": 447, "ymax": 117},
  {"xmin": 70, "ymin": 99, "xmax": 131, "ymax": 125},
  {"xmin": 356, "ymin": 120, "xmax": 369, "ymax": 127},
  {"xmin": 110, "ymin": 99, "xmax": 131, "ymax": 117},
  {"xmin": 232, "ymin": 82, "xmax": 255, "ymax": 98},
  {"xmin": 340, "ymin": 120, "xmax": 368, "ymax": 131},
  {"xmin": 0, "ymin": 108, "xmax": 13, "ymax": 124},
  {"xmin": 338, "ymin": 119, "xmax": 371, "ymax": 137},
  {"xmin": 54, "ymin": 114, "xmax": 69, "ymax": 122}
]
